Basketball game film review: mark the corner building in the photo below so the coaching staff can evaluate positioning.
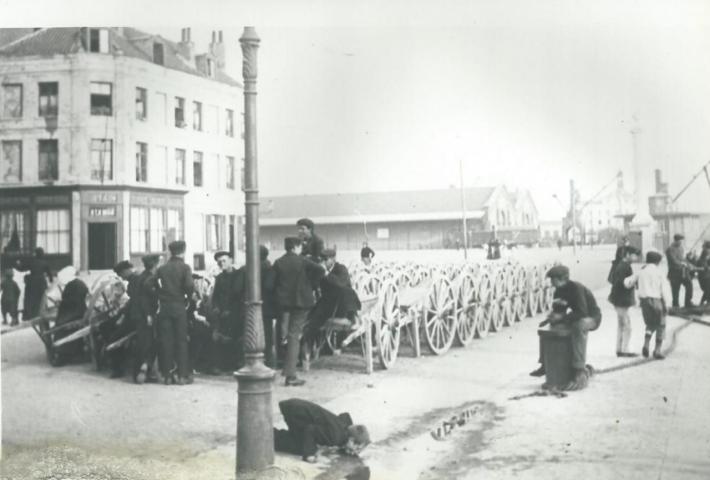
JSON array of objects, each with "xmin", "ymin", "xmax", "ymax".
[{"xmin": 0, "ymin": 27, "xmax": 244, "ymax": 272}]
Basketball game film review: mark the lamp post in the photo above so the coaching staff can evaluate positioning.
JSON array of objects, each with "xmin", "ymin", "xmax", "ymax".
[{"xmin": 234, "ymin": 27, "xmax": 275, "ymax": 478}]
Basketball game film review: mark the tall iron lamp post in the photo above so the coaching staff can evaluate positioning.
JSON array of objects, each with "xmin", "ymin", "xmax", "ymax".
[{"xmin": 234, "ymin": 26, "xmax": 275, "ymax": 478}]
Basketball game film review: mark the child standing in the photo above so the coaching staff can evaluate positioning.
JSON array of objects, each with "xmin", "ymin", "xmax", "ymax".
[
  {"xmin": 628, "ymin": 251, "xmax": 671, "ymax": 359},
  {"xmin": 1, "ymin": 269, "xmax": 21, "ymax": 326}
]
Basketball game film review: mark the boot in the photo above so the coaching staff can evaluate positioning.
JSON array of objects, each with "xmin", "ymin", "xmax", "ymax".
[{"xmin": 529, "ymin": 365, "xmax": 545, "ymax": 377}]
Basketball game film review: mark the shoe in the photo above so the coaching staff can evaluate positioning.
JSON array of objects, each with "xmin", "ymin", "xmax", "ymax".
[
  {"xmin": 642, "ymin": 347, "xmax": 649, "ymax": 358},
  {"xmin": 653, "ymin": 351, "xmax": 665, "ymax": 360},
  {"xmin": 529, "ymin": 365, "xmax": 545, "ymax": 377},
  {"xmin": 285, "ymin": 376, "xmax": 306, "ymax": 386}
]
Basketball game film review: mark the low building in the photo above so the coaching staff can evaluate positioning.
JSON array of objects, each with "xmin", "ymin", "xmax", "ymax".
[
  {"xmin": 259, "ymin": 186, "xmax": 540, "ymax": 251},
  {"xmin": 0, "ymin": 27, "xmax": 244, "ymax": 273}
]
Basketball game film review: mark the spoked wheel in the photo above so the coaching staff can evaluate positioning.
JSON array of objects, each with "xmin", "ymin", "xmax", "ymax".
[
  {"xmin": 501, "ymin": 297, "xmax": 514, "ymax": 327},
  {"xmin": 324, "ymin": 326, "xmax": 340, "ymax": 353},
  {"xmin": 514, "ymin": 294, "xmax": 527, "ymax": 322},
  {"xmin": 423, "ymin": 276, "xmax": 457, "ymax": 355},
  {"xmin": 475, "ymin": 273, "xmax": 493, "ymax": 338},
  {"xmin": 86, "ymin": 276, "xmax": 128, "ymax": 371},
  {"xmin": 527, "ymin": 267, "xmax": 541, "ymax": 317},
  {"xmin": 375, "ymin": 280, "xmax": 401, "ymax": 369},
  {"xmin": 489, "ymin": 299, "xmax": 504, "ymax": 332},
  {"xmin": 455, "ymin": 273, "xmax": 477, "ymax": 347}
]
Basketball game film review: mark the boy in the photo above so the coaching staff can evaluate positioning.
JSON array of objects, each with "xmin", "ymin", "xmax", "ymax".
[
  {"xmin": 608, "ymin": 246, "xmax": 640, "ymax": 357},
  {"xmin": 1, "ymin": 269, "xmax": 20, "ymax": 326},
  {"xmin": 626, "ymin": 251, "xmax": 671, "ymax": 359}
]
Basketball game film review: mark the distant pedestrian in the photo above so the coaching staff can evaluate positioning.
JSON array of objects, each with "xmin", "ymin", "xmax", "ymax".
[
  {"xmin": 530, "ymin": 265, "xmax": 602, "ymax": 390},
  {"xmin": 274, "ymin": 398, "xmax": 370, "ymax": 463},
  {"xmin": 1, "ymin": 269, "xmax": 20, "ymax": 326},
  {"xmin": 360, "ymin": 243, "xmax": 375, "ymax": 267},
  {"xmin": 297, "ymin": 218, "xmax": 325, "ymax": 262},
  {"xmin": 16, "ymin": 247, "xmax": 53, "ymax": 320},
  {"xmin": 698, "ymin": 241, "xmax": 710, "ymax": 305},
  {"xmin": 608, "ymin": 246, "xmax": 640, "ymax": 357},
  {"xmin": 625, "ymin": 251, "xmax": 671, "ymax": 359},
  {"xmin": 156, "ymin": 240, "xmax": 195, "ymax": 385},
  {"xmin": 666, "ymin": 234, "xmax": 694, "ymax": 308},
  {"xmin": 273, "ymin": 237, "xmax": 325, "ymax": 386}
]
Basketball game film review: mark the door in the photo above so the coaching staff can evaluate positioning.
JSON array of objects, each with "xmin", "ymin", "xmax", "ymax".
[{"xmin": 88, "ymin": 222, "xmax": 116, "ymax": 270}]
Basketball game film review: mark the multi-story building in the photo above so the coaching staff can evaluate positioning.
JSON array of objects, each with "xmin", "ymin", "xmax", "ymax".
[{"xmin": 0, "ymin": 27, "xmax": 244, "ymax": 272}]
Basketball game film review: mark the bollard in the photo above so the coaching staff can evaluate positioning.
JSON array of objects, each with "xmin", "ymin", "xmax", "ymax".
[{"xmin": 538, "ymin": 327, "xmax": 573, "ymax": 389}]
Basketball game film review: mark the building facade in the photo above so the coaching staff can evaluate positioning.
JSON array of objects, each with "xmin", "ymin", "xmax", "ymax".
[
  {"xmin": 0, "ymin": 27, "xmax": 244, "ymax": 272},
  {"xmin": 259, "ymin": 186, "xmax": 540, "ymax": 251}
]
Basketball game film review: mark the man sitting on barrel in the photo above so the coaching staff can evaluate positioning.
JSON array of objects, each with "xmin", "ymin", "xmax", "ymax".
[{"xmin": 530, "ymin": 265, "xmax": 602, "ymax": 390}]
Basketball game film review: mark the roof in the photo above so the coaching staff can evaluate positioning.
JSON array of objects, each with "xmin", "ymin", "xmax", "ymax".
[
  {"xmin": 0, "ymin": 27, "xmax": 241, "ymax": 88},
  {"xmin": 259, "ymin": 187, "xmax": 496, "ymax": 225}
]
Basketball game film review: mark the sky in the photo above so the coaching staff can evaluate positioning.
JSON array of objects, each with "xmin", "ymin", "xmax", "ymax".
[{"xmin": 4, "ymin": 0, "xmax": 710, "ymax": 220}]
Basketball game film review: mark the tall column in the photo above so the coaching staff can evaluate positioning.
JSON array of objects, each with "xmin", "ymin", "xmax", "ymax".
[
  {"xmin": 234, "ymin": 27, "xmax": 275, "ymax": 478},
  {"xmin": 629, "ymin": 120, "xmax": 656, "ymax": 253}
]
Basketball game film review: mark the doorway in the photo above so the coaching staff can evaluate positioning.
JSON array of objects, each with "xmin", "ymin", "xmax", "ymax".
[{"xmin": 88, "ymin": 222, "xmax": 116, "ymax": 270}]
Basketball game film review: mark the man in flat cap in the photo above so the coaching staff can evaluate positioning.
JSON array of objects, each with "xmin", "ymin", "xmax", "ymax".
[
  {"xmin": 156, "ymin": 240, "xmax": 194, "ymax": 385},
  {"xmin": 208, "ymin": 250, "xmax": 247, "ymax": 372},
  {"xmin": 360, "ymin": 242, "xmax": 375, "ymax": 268},
  {"xmin": 665, "ymin": 234, "xmax": 694, "ymax": 308},
  {"xmin": 260, "ymin": 245, "xmax": 279, "ymax": 368},
  {"xmin": 530, "ymin": 265, "xmax": 601, "ymax": 390},
  {"xmin": 132, "ymin": 254, "xmax": 161, "ymax": 384},
  {"xmin": 304, "ymin": 248, "xmax": 361, "ymax": 345},
  {"xmin": 297, "ymin": 218, "xmax": 325, "ymax": 263}
]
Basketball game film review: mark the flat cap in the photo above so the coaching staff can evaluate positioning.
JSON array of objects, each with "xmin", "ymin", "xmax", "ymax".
[
  {"xmin": 673, "ymin": 234, "xmax": 685, "ymax": 241},
  {"xmin": 322, "ymin": 248, "xmax": 337, "ymax": 258},
  {"xmin": 296, "ymin": 218, "xmax": 315, "ymax": 230},
  {"xmin": 141, "ymin": 254, "xmax": 160, "ymax": 268},
  {"xmin": 168, "ymin": 240, "xmax": 186, "ymax": 254},
  {"xmin": 113, "ymin": 260, "xmax": 134, "ymax": 275},
  {"xmin": 645, "ymin": 251, "xmax": 663, "ymax": 264},
  {"xmin": 213, "ymin": 250, "xmax": 232, "ymax": 261},
  {"xmin": 546, "ymin": 265, "xmax": 570, "ymax": 279}
]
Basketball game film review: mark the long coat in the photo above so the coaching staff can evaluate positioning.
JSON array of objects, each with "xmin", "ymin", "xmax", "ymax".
[
  {"xmin": 209, "ymin": 267, "xmax": 246, "ymax": 338},
  {"xmin": 277, "ymin": 398, "xmax": 353, "ymax": 459},
  {"xmin": 315, "ymin": 262, "xmax": 361, "ymax": 319},
  {"xmin": 273, "ymin": 251, "xmax": 323, "ymax": 310},
  {"xmin": 608, "ymin": 260, "xmax": 636, "ymax": 307}
]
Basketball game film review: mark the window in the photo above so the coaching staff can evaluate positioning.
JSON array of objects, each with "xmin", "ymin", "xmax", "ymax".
[
  {"xmin": 136, "ymin": 142, "xmax": 148, "ymax": 182},
  {"xmin": 225, "ymin": 155, "xmax": 235, "ymax": 189},
  {"xmin": 193, "ymin": 151, "xmax": 203, "ymax": 187},
  {"xmin": 1, "ymin": 141, "xmax": 22, "ymax": 183},
  {"xmin": 175, "ymin": 148, "xmax": 186, "ymax": 185},
  {"xmin": 130, "ymin": 207, "xmax": 150, "ymax": 253},
  {"xmin": 155, "ymin": 92, "xmax": 167, "ymax": 125},
  {"xmin": 225, "ymin": 109, "xmax": 234, "ymax": 137},
  {"xmin": 0, "ymin": 211, "xmax": 30, "ymax": 254},
  {"xmin": 192, "ymin": 101, "xmax": 202, "ymax": 131},
  {"xmin": 2, "ymin": 84, "xmax": 22, "ymax": 118},
  {"xmin": 174, "ymin": 96, "xmax": 185, "ymax": 127},
  {"xmin": 153, "ymin": 42, "xmax": 164, "ymax": 65},
  {"xmin": 90, "ymin": 82, "xmax": 112, "ymax": 115},
  {"xmin": 38, "ymin": 139, "xmax": 58, "ymax": 181},
  {"xmin": 90, "ymin": 139, "xmax": 113, "ymax": 181},
  {"xmin": 38, "ymin": 82, "xmax": 58, "ymax": 117},
  {"xmin": 206, "ymin": 214, "xmax": 226, "ymax": 251},
  {"xmin": 36, "ymin": 209, "xmax": 70, "ymax": 254},
  {"xmin": 135, "ymin": 87, "xmax": 147, "ymax": 120},
  {"xmin": 89, "ymin": 28, "xmax": 109, "ymax": 53},
  {"xmin": 149, "ymin": 208, "xmax": 165, "ymax": 252}
]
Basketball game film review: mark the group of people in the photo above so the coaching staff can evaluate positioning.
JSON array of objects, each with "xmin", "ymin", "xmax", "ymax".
[{"xmin": 1, "ymin": 247, "xmax": 53, "ymax": 326}]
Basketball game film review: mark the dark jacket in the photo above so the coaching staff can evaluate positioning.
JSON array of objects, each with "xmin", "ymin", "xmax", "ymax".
[
  {"xmin": 129, "ymin": 270, "xmax": 158, "ymax": 322},
  {"xmin": 666, "ymin": 242, "xmax": 688, "ymax": 280},
  {"xmin": 302, "ymin": 234, "xmax": 325, "ymax": 261},
  {"xmin": 156, "ymin": 256, "xmax": 194, "ymax": 309},
  {"xmin": 210, "ymin": 267, "xmax": 246, "ymax": 336},
  {"xmin": 279, "ymin": 398, "xmax": 353, "ymax": 459},
  {"xmin": 608, "ymin": 260, "xmax": 636, "ymax": 307},
  {"xmin": 1, "ymin": 277, "xmax": 20, "ymax": 305},
  {"xmin": 56, "ymin": 278, "xmax": 88, "ymax": 325},
  {"xmin": 273, "ymin": 251, "xmax": 324, "ymax": 310},
  {"xmin": 261, "ymin": 260, "xmax": 278, "ymax": 321},
  {"xmin": 318, "ymin": 262, "xmax": 361, "ymax": 318},
  {"xmin": 554, "ymin": 280, "xmax": 602, "ymax": 324}
]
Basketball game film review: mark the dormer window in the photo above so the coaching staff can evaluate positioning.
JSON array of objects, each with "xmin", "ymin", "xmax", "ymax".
[
  {"xmin": 153, "ymin": 42, "xmax": 164, "ymax": 65},
  {"xmin": 89, "ymin": 28, "xmax": 109, "ymax": 53}
]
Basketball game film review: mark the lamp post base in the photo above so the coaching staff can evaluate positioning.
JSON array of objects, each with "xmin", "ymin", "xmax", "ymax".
[{"xmin": 234, "ymin": 357, "xmax": 275, "ymax": 477}]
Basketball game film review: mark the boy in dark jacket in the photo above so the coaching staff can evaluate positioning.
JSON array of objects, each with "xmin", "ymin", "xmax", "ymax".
[
  {"xmin": 1, "ymin": 269, "xmax": 20, "ymax": 326},
  {"xmin": 608, "ymin": 246, "xmax": 640, "ymax": 357}
]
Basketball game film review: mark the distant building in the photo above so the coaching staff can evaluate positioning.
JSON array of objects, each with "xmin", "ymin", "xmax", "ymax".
[
  {"xmin": 577, "ymin": 171, "xmax": 634, "ymax": 243},
  {"xmin": 539, "ymin": 220, "xmax": 562, "ymax": 242},
  {"xmin": 259, "ymin": 186, "xmax": 540, "ymax": 251},
  {"xmin": 0, "ymin": 27, "xmax": 244, "ymax": 272}
]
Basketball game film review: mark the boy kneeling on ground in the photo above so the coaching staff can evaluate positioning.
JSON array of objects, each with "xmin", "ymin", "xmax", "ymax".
[{"xmin": 530, "ymin": 265, "xmax": 602, "ymax": 391}]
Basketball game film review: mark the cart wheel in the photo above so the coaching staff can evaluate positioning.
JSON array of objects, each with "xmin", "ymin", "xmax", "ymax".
[
  {"xmin": 514, "ymin": 294, "xmax": 527, "ymax": 322},
  {"xmin": 455, "ymin": 273, "xmax": 477, "ymax": 347},
  {"xmin": 376, "ymin": 280, "xmax": 401, "ymax": 369},
  {"xmin": 45, "ymin": 344, "xmax": 63, "ymax": 367},
  {"xmin": 501, "ymin": 297, "xmax": 514, "ymax": 327},
  {"xmin": 475, "ymin": 273, "xmax": 492, "ymax": 338},
  {"xmin": 324, "ymin": 325, "xmax": 340, "ymax": 353},
  {"xmin": 489, "ymin": 300, "xmax": 503, "ymax": 332},
  {"xmin": 423, "ymin": 276, "xmax": 456, "ymax": 355}
]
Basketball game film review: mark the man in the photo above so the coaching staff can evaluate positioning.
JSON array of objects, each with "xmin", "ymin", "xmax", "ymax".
[
  {"xmin": 260, "ymin": 245, "xmax": 278, "ymax": 368},
  {"xmin": 530, "ymin": 265, "xmax": 602, "ymax": 391},
  {"xmin": 208, "ymin": 250, "xmax": 246, "ymax": 372},
  {"xmin": 16, "ymin": 247, "xmax": 53, "ymax": 320},
  {"xmin": 297, "ymin": 218, "xmax": 325, "ymax": 262},
  {"xmin": 607, "ymin": 236, "xmax": 631, "ymax": 284},
  {"xmin": 305, "ymin": 249, "xmax": 361, "ymax": 343},
  {"xmin": 156, "ymin": 240, "xmax": 194, "ymax": 385},
  {"xmin": 698, "ymin": 241, "xmax": 710, "ymax": 305},
  {"xmin": 608, "ymin": 246, "xmax": 640, "ymax": 357},
  {"xmin": 273, "ymin": 237, "xmax": 325, "ymax": 386},
  {"xmin": 360, "ymin": 243, "xmax": 375, "ymax": 267},
  {"xmin": 666, "ymin": 234, "xmax": 694, "ymax": 308},
  {"xmin": 274, "ymin": 398, "xmax": 370, "ymax": 463},
  {"xmin": 53, "ymin": 273, "xmax": 89, "ymax": 363},
  {"xmin": 103, "ymin": 260, "xmax": 140, "ymax": 378},
  {"xmin": 132, "ymin": 254, "xmax": 160, "ymax": 384}
]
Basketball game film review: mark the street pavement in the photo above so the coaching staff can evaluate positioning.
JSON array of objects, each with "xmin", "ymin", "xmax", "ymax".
[{"xmin": 2, "ymin": 246, "xmax": 709, "ymax": 479}]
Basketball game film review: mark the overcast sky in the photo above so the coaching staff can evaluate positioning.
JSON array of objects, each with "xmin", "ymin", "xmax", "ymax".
[{"xmin": 6, "ymin": 0, "xmax": 710, "ymax": 220}]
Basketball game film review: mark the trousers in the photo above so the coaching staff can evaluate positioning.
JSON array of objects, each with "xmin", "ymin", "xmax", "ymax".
[
  {"xmin": 539, "ymin": 316, "xmax": 600, "ymax": 370},
  {"xmin": 158, "ymin": 304, "xmax": 189, "ymax": 378},
  {"xmin": 284, "ymin": 308, "xmax": 308, "ymax": 378},
  {"xmin": 669, "ymin": 276, "xmax": 693, "ymax": 307},
  {"xmin": 614, "ymin": 306, "xmax": 632, "ymax": 353}
]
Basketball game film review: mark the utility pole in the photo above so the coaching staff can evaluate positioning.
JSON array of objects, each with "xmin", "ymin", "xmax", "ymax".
[
  {"xmin": 234, "ymin": 27, "xmax": 275, "ymax": 478},
  {"xmin": 570, "ymin": 179, "xmax": 577, "ymax": 255},
  {"xmin": 459, "ymin": 157, "xmax": 468, "ymax": 260}
]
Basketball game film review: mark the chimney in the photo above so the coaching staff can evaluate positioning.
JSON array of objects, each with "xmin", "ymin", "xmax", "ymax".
[
  {"xmin": 177, "ymin": 27, "xmax": 194, "ymax": 63},
  {"xmin": 209, "ymin": 29, "xmax": 226, "ymax": 71}
]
